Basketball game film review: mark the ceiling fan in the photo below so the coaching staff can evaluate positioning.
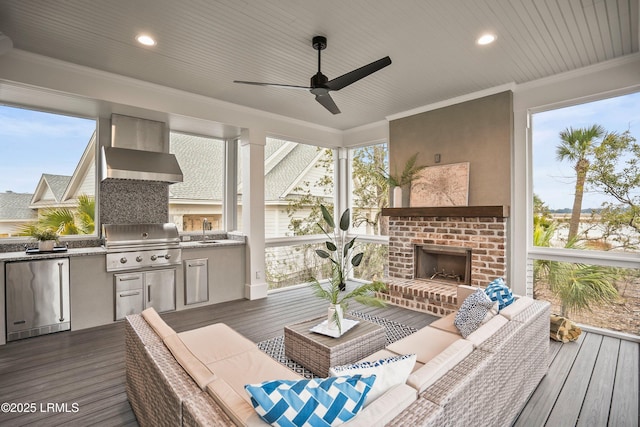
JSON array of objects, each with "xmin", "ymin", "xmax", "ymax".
[{"xmin": 234, "ymin": 36, "xmax": 391, "ymax": 115}]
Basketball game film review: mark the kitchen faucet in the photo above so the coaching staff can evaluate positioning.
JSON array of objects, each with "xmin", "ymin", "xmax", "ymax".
[{"xmin": 202, "ymin": 218, "xmax": 208, "ymax": 240}]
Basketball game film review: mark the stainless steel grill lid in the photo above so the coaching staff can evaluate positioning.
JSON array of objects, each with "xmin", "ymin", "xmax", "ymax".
[{"xmin": 103, "ymin": 223, "xmax": 180, "ymax": 250}]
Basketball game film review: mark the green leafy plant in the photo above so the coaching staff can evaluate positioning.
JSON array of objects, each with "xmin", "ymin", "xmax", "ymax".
[
  {"xmin": 311, "ymin": 204, "xmax": 387, "ymax": 332},
  {"xmin": 377, "ymin": 152, "xmax": 427, "ymax": 187},
  {"xmin": 23, "ymin": 226, "xmax": 59, "ymax": 242}
]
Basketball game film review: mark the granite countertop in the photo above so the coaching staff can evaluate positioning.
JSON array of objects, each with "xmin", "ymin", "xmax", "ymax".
[
  {"xmin": 0, "ymin": 247, "xmax": 107, "ymax": 262},
  {"xmin": 0, "ymin": 238, "xmax": 245, "ymax": 262},
  {"xmin": 181, "ymin": 239, "xmax": 244, "ymax": 249}
]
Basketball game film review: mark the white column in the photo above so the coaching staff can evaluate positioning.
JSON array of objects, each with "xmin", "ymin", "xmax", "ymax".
[
  {"xmin": 224, "ymin": 137, "xmax": 238, "ymax": 231},
  {"xmin": 240, "ymin": 128, "xmax": 268, "ymax": 300},
  {"xmin": 336, "ymin": 147, "xmax": 349, "ymax": 219}
]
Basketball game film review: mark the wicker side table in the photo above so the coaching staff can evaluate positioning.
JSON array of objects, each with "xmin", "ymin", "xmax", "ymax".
[{"xmin": 284, "ymin": 316, "xmax": 386, "ymax": 377}]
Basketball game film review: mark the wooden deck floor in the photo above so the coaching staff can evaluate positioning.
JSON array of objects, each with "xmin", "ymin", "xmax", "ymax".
[{"xmin": 0, "ymin": 285, "xmax": 637, "ymax": 426}]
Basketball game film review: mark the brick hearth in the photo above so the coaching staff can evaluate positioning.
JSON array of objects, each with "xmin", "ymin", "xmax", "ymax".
[{"xmin": 380, "ymin": 206, "xmax": 509, "ymax": 317}]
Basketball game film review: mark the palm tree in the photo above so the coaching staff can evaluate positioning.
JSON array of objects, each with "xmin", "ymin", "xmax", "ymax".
[
  {"xmin": 21, "ymin": 195, "xmax": 95, "ymax": 236},
  {"xmin": 555, "ymin": 124, "xmax": 605, "ymax": 240},
  {"xmin": 533, "ymin": 217, "xmax": 618, "ymax": 316}
]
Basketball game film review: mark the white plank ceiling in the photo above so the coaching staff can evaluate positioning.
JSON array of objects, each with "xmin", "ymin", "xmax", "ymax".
[{"xmin": 0, "ymin": 0, "xmax": 637, "ymax": 130}]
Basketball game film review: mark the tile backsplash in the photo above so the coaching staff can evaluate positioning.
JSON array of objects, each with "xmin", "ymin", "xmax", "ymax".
[{"xmin": 100, "ymin": 180, "xmax": 168, "ymax": 225}]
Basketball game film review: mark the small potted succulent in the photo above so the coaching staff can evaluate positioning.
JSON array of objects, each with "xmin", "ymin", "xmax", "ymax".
[
  {"xmin": 312, "ymin": 204, "xmax": 387, "ymax": 334},
  {"xmin": 31, "ymin": 227, "xmax": 59, "ymax": 251}
]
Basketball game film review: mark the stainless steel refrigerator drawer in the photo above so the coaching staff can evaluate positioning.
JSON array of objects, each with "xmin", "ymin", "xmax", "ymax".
[
  {"xmin": 5, "ymin": 258, "xmax": 71, "ymax": 341},
  {"xmin": 114, "ymin": 272, "xmax": 143, "ymax": 320}
]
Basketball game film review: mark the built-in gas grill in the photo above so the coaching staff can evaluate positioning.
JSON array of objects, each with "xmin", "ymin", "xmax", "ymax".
[{"xmin": 103, "ymin": 223, "xmax": 182, "ymax": 272}]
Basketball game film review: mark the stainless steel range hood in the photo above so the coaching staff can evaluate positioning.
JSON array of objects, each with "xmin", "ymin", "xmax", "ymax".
[
  {"xmin": 101, "ymin": 114, "xmax": 183, "ymax": 183},
  {"xmin": 101, "ymin": 146, "xmax": 184, "ymax": 183}
]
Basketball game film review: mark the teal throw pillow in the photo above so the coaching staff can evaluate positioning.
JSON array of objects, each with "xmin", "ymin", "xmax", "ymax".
[
  {"xmin": 245, "ymin": 374, "xmax": 376, "ymax": 426},
  {"xmin": 485, "ymin": 278, "xmax": 514, "ymax": 310}
]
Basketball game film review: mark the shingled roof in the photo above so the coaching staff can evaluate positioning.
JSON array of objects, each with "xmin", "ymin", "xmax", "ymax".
[
  {"xmin": 170, "ymin": 133, "xmax": 325, "ymax": 202},
  {"xmin": 0, "ymin": 192, "xmax": 37, "ymax": 220},
  {"xmin": 170, "ymin": 133, "xmax": 225, "ymax": 200}
]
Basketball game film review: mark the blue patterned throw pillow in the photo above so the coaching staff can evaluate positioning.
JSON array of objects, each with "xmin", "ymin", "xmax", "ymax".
[
  {"xmin": 454, "ymin": 288, "xmax": 495, "ymax": 338},
  {"xmin": 245, "ymin": 374, "xmax": 376, "ymax": 426},
  {"xmin": 485, "ymin": 278, "xmax": 514, "ymax": 310}
]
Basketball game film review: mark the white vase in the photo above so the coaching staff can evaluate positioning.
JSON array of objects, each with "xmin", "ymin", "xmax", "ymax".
[
  {"xmin": 38, "ymin": 240, "xmax": 56, "ymax": 251},
  {"xmin": 393, "ymin": 186, "xmax": 403, "ymax": 207},
  {"xmin": 327, "ymin": 304, "xmax": 344, "ymax": 333}
]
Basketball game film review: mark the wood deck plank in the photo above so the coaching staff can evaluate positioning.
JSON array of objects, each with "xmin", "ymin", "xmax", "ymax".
[
  {"xmin": 608, "ymin": 339, "xmax": 640, "ymax": 427},
  {"xmin": 545, "ymin": 333, "xmax": 602, "ymax": 426},
  {"xmin": 576, "ymin": 336, "xmax": 619, "ymax": 427},
  {"xmin": 512, "ymin": 332, "xmax": 586, "ymax": 427}
]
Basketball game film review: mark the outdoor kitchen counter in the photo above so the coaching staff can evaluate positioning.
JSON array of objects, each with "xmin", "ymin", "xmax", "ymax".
[
  {"xmin": 180, "ymin": 239, "xmax": 245, "ymax": 248},
  {"xmin": 0, "ymin": 239, "xmax": 245, "ymax": 261},
  {"xmin": 0, "ymin": 246, "xmax": 106, "ymax": 262}
]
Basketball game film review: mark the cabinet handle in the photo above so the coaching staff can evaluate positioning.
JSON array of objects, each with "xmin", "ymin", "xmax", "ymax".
[
  {"xmin": 58, "ymin": 262, "xmax": 65, "ymax": 322},
  {"xmin": 189, "ymin": 262, "xmax": 206, "ymax": 267},
  {"xmin": 148, "ymin": 285, "xmax": 151, "ymax": 303},
  {"xmin": 118, "ymin": 275, "xmax": 140, "ymax": 282},
  {"xmin": 119, "ymin": 291, "xmax": 141, "ymax": 297}
]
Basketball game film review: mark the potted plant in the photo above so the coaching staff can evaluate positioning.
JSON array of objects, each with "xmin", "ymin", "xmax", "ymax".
[
  {"xmin": 377, "ymin": 152, "xmax": 427, "ymax": 207},
  {"xmin": 312, "ymin": 204, "xmax": 387, "ymax": 334},
  {"xmin": 30, "ymin": 227, "xmax": 59, "ymax": 251}
]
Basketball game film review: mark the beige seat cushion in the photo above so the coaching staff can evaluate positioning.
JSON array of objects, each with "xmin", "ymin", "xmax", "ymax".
[
  {"xmin": 358, "ymin": 349, "xmax": 401, "ymax": 363},
  {"xmin": 343, "ymin": 384, "xmax": 417, "ymax": 426},
  {"xmin": 387, "ymin": 326, "xmax": 462, "ymax": 365},
  {"xmin": 206, "ymin": 348, "xmax": 302, "ymax": 426},
  {"xmin": 163, "ymin": 334, "xmax": 217, "ymax": 389},
  {"xmin": 499, "ymin": 296, "xmax": 535, "ymax": 320},
  {"xmin": 430, "ymin": 312, "xmax": 459, "ymax": 335},
  {"xmin": 206, "ymin": 378, "xmax": 265, "ymax": 426},
  {"xmin": 465, "ymin": 315, "xmax": 508, "ymax": 347},
  {"xmin": 141, "ymin": 307, "xmax": 176, "ymax": 339},
  {"xmin": 431, "ymin": 311, "xmax": 508, "ymax": 347},
  {"xmin": 177, "ymin": 323, "xmax": 256, "ymax": 364},
  {"xmin": 406, "ymin": 339, "xmax": 474, "ymax": 393},
  {"xmin": 208, "ymin": 348, "xmax": 302, "ymax": 405}
]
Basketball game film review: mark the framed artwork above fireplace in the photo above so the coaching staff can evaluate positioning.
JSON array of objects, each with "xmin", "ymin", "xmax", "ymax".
[{"xmin": 410, "ymin": 162, "xmax": 469, "ymax": 207}]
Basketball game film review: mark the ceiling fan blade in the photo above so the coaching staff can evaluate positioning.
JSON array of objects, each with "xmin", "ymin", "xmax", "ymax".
[
  {"xmin": 326, "ymin": 56, "xmax": 392, "ymax": 91},
  {"xmin": 234, "ymin": 80, "xmax": 310, "ymax": 90},
  {"xmin": 315, "ymin": 93, "xmax": 341, "ymax": 114}
]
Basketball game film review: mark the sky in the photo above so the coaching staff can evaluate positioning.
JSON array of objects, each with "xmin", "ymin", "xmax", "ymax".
[
  {"xmin": 1, "ymin": 91, "xmax": 639, "ymax": 209},
  {"xmin": 532, "ymin": 91, "xmax": 640, "ymax": 210},
  {"xmin": 0, "ymin": 105, "xmax": 95, "ymax": 193}
]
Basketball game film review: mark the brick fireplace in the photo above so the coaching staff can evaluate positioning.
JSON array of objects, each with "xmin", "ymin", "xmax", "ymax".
[{"xmin": 380, "ymin": 206, "xmax": 509, "ymax": 316}]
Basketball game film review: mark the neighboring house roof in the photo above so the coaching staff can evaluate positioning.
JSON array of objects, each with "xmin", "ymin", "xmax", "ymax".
[
  {"xmin": 170, "ymin": 133, "xmax": 225, "ymax": 200},
  {"xmin": 61, "ymin": 131, "xmax": 96, "ymax": 201},
  {"xmin": 264, "ymin": 140, "xmax": 325, "ymax": 201},
  {"xmin": 0, "ymin": 192, "xmax": 37, "ymax": 220},
  {"xmin": 170, "ymin": 134, "xmax": 330, "ymax": 203},
  {"xmin": 29, "ymin": 173, "xmax": 72, "ymax": 207}
]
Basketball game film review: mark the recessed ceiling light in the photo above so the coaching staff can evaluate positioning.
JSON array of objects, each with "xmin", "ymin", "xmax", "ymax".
[
  {"xmin": 477, "ymin": 34, "xmax": 496, "ymax": 45},
  {"xmin": 136, "ymin": 34, "xmax": 156, "ymax": 46}
]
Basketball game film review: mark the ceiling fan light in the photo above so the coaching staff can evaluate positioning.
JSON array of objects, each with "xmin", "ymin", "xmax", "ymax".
[
  {"xmin": 136, "ymin": 34, "xmax": 156, "ymax": 46},
  {"xmin": 477, "ymin": 33, "xmax": 496, "ymax": 45}
]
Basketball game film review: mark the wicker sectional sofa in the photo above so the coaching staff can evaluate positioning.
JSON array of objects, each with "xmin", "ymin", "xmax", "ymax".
[{"xmin": 125, "ymin": 288, "xmax": 550, "ymax": 426}]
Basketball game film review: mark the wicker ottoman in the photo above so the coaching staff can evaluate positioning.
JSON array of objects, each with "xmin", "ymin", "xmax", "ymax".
[{"xmin": 284, "ymin": 316, "xmax": 386, "ymax": 376}]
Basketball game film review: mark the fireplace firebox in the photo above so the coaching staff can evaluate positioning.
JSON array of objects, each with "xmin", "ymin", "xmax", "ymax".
[{"xmin": 414, "ymin": 244, "xmax": 472, "ymax": 285}]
